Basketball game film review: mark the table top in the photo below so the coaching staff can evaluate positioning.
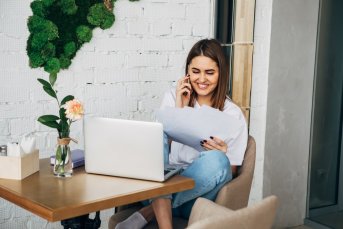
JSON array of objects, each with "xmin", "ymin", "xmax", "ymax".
[{"xmin": 0, "ymin": 159, "xmax": 194, "ymax": 222}]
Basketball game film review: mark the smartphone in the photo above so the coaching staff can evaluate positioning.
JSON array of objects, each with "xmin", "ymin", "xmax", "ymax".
[{"xmin": 183, "ymin": 76, "xmax": 191, "ymax": 96}]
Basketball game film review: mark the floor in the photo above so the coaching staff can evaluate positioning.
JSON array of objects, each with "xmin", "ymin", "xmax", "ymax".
[
  {"xmin": 309, "ymin": 211, "xmax": 343, "ymax": 229},
  {"xmin": 290, "ymin": 226, "xmax": 313, "ymax": 229},
  {"xmin": 288, "ymin": 211, "xmax": 343, "ymax": 229}
]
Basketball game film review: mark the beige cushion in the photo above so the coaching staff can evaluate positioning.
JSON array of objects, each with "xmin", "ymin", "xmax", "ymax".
[{"xmin": 187, "ymin": 196, "xmax": 278, "ymax": 229}]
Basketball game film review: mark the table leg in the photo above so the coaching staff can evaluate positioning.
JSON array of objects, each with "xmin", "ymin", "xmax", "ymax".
[{"xmin": 61, "ymin": 211, "xmax": 101, "ymax": 229}]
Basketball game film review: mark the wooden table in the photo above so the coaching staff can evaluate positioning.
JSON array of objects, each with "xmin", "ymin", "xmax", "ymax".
[{"xmin": 0, "ymin": 159, "xmax": 194, "ymax": 227}]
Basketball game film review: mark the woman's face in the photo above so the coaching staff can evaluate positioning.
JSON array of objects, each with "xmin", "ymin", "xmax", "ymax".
[{"xmin": 188, "ymin": 55, "xmax": 219, "ymax": 100}]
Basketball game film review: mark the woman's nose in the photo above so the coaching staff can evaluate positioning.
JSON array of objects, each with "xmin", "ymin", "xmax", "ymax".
[{"xmin": 199, "ymin": 72, "xmax": 206, "ymax": 82}]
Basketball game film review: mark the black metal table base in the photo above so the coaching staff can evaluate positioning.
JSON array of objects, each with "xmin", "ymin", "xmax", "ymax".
[{"xmin": 61, "ymin": 211, "xmax": 101, "ymax": 229}]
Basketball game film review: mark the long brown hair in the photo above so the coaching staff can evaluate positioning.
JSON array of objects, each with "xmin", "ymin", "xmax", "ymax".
[{"xmin": 185, "ymin": 39, "xmax": 229, "ymax": 111}]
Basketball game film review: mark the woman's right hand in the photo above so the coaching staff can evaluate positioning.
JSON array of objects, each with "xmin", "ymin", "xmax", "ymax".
[{"xmin": 175, "ymin": 75, "xmax": 192, "ymax": 108}]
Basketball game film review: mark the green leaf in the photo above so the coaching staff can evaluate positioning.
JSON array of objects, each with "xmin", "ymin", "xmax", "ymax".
[
  {"xmin": 61, "ymin": 146, "xmax": 68, "ymax": 162},
  {"xmin": 49, "ymin": 73, "xmax": 57, "ymax": 86},
  {"xmin": 43, "ymin": 86, "xmax": 57, "ymax": 99},
  {"xmin": 55, "ymin": 145, "xmax": 62, "ymax": 163},
  {"xmin": 37, "ymin": 78, "xmax": 51, "ymax": 88},
  {"xmin": 38, "ymin": 115, "xmax": 60, "ymax": 122},
  {"xmin": 37, "ymin": 119, "xmax": 60, "ymax": 129},
  {"xmin": 61, "ymin": 95, "xmax": 74, "ymax": 105},
  {"xmin": 59, "ymin": 120, "xmax": 69, "ymax": 137},
  {"xmin": 59, "ymin": 107, "xmax": 67, "ymax": 121}
]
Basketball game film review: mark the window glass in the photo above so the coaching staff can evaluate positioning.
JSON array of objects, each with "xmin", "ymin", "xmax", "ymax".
[{"xmin": 216, "ymin": 0, "xmax": 234, "ymax": 97}]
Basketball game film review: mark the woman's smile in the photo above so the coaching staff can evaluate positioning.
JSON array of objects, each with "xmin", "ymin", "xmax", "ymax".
[{"xmin": 197, "ymin": 83, "xmax": 209, "ymax": 90}]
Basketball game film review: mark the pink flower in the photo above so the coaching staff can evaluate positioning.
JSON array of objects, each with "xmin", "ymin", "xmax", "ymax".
[{"xmin": 62, "ymin": 99, "xmax": 84, "ymax": 121}]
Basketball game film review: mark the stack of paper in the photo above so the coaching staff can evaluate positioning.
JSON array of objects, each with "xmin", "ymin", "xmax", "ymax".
[{"xmin": 155, "ymin": 105, "xmax": 242, "ymax": 151}]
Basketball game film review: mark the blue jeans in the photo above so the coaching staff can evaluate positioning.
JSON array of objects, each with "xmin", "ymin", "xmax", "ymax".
[{"xmin": 163, "ymin": 133, "xmax": 232, "ymax": 219}]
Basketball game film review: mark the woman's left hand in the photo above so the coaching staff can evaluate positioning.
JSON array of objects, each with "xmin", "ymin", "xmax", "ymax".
[{"xmin": 201, "ymin": 136, "xmax": 228, "ymax": 153}]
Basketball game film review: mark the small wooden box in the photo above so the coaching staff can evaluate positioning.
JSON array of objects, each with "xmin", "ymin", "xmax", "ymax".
[{"xmin": 0, "ymin": 150, "xmax": 39, "ymax": 180}]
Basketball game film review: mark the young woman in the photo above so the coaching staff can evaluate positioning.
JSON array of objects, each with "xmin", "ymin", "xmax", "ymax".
[{"xmin": 116, "ymin": 39, "xmax": 248, "ymax": 229}]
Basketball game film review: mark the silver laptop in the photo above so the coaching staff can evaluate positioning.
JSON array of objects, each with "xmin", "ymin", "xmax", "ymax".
[{"xmin": 84, "ymin": 117, "xmax": 181, "ymax": 182}]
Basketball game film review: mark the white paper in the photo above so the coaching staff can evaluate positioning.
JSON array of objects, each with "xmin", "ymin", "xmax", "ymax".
[
  {"xmin": 20, "ymin": 135, "xmax": 36, "ymax": 154},
  {"xmin": 155, "ymin": 105, "xmax": 242, "ymax": 151},
  {"xmin": 6, "ymin": 135, "xmax": 37, "ymax": 157},
  {"xmin": 7, "ymin": 142, "xmax": 24, "ymax": 157}
]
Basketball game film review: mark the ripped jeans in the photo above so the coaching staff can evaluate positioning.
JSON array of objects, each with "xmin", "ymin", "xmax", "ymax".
[{"xmin": 162, "ymin": 133, "xmax": 232, "ymax": 219}]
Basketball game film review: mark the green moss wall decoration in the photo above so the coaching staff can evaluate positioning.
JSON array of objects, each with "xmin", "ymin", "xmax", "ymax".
[{"xmin": 26, "ymin": 0, "xmax": 139, "ymax": 78}]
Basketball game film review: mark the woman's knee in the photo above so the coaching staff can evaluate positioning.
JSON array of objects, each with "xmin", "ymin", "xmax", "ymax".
[
  {"xmin": 172, "ymin": 151, "xmax": 231, "ymax": 208},
  {"xmin": 201, "ymin": 150, "xmax": 230, "ymax": 171},
  {"xmin": 183, "ymin": 150, "xmax": 230, "ymax": 184},
  {"xmin": 202, "ymin": 150, "xmax": 232, "ymax": 182}
]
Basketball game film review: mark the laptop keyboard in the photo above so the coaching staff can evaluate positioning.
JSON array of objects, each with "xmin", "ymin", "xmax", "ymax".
[{"xmin": 164, "ymin": 166, "xmax": 179, "ymax": 175}]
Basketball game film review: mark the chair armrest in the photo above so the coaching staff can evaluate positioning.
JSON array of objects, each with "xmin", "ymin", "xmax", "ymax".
[
  {"xmin": 215, "ymin": 136, "xmax": 256, "ymax": 210},
  {"xmin": 215, "ymin": 170, "xmax": 253, "ymax": 209},
  {"xmin": 188, "ymin": 198, "xmax": 233, "ymax": 226}
]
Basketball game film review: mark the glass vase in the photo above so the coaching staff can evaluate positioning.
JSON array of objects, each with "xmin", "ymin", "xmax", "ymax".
[{"xmin": 54, "ymin": 138, "xmax": 73, "ymax": 177}]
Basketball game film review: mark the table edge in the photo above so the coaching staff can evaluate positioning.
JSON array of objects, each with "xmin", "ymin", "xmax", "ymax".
[{"xmin": 0, "ymin": 174, "xmax": 194, "ymax": 222}]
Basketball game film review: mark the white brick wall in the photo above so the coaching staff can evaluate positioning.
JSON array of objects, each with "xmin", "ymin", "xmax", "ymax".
[{"xmin": 0, "ymin": 0, "xmax": 214, "ymax": 228}]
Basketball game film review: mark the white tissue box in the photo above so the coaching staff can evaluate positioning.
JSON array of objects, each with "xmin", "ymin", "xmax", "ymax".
[{"xmin": 0, "ymin": 150, "xmax": 39, "ymax": 180}]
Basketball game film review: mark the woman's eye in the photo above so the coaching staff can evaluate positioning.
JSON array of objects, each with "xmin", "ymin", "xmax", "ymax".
[
  {"xmin": 206, "ymin": 72, "xmax": 214, "ymax": 75},
  {"xmin": 192, "ymin": 71, "xmax": 200, "ymax": 74}
]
